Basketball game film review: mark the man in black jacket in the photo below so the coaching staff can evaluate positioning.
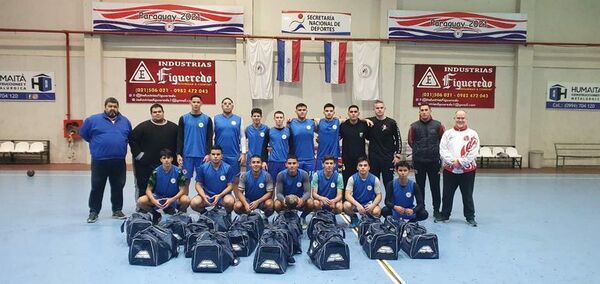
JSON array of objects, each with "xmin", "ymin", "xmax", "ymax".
[
  {"xmin": 407, "ymin": 103, "xmax": 445, "ymax": 218},
  {"xmin": 129, "ymin": 104, "xmax": 178, "ymax": 200},
  {"xmin": 366, "ymin": 100, "xmax": 402, "ymax": 186}
]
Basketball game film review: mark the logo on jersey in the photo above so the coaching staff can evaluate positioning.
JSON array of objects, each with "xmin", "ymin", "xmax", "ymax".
[
  {"xmin": 306, "ymin": 125, "xmax": 311, "ymax": 130},
  {"xmin": 231, "ymin": 121, "xmax": 237, "ymax": 126},
  {"xmin": 359, "ymin": 132, "xmax": 364, "ymax": 138},
  {"xmin": 367, "ymin": 185, "xmax": 373, "ymax": 191},
  {"xmin": 260, "ymin": 132, "xmax": 265, "ymax": 137},
  {"xmin": 220, "ymin": 175, "xmax": 226, "ymax": 181},
  {"xmin": 405, "ymin": 192, "xmax": 412, "ymax": 198},
  {"xmin": 198, "ymin": 122, "xmax": 204, "ymax": 128},
  {"xmin": 330, "ymin": 182, "xmax": 336, "ymax": 188},
  {"xmin": 259, "ymin": 183, "xmax": 265, "ymax": 189},
  {"xmin": 182, "ymin": 168, "xmax": 188, "ymax": 174},
  {"xmin": 332, "ymin": 125, "xmax": 337, "ymax": 130},
  {"xmin": 296, "ymin": 182, "xmax": 302, "ymax": 188},
  {"xmin": 282, "ymin": 134, "xmax": 287, "ymax": 139},
  {"xmin": 170, "ymin": 178, "xmax": 176, "ymax": 184}
]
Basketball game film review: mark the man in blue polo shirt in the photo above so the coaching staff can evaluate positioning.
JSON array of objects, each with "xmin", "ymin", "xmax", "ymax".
[
  {"xmin": 343, "ymin": 158, "xmax": 383, "ymax": 228},
  {"xmin": 274, "ymin": 155, "xmax": 313, "ymax": 213},
  {"xmin": 315, "ymin": 103, "xmax": 340, "ymax": 171},
  {"xmin": 80, "ymin": 97, "xmax": 132, "ymax": 223},
  {"xmin": 214, "ymin": 97, "xmax": 246, "ymax": 178},
  {"xmin": 381, "ymin": 161, "xmax": 428, "ymax": 222},
  {"xmin": 262, "ymin": 110, "xmax": 290, "ymax": 182},
  {"xmin": 245, "ymin": 108, "xmax": 268, "ymax": 170},
  {"xmin": 137, "ymin": 149, "xmax": 190, "ymax": 224},
  {"xmin": 190, "ymin": 146, "xmax": 235, "ymax": 213},
  {"xmin": 311, "ymin": 155, "xmax": 344, "ymax": 214},
  {"xmin": 289, "ymin": 103, "xmax": 317, "ymax": 174},
  {"xmin": 234, "ymin": 155, "xmax": 274, "ymax": 217},
  {"xmin": 177, "ymin": 95, "xmax": 213, "ymax": 189}
]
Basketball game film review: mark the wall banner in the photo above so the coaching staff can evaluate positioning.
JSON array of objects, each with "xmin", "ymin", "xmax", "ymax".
[
  {"xmin": 0, "ymin": 71, "xmax": 56, "ymax": 102},
  {"xmin": 413, "ymin": 64, "xmax": 496, "ymax": 108},
  {"xmin": 282, "ymin": 11, "xmax": 351, "ymax": 35},
  {"xmin": 546, "ymin": 82, "xmax": 600, "ymax": 110},
  {"xmin": 126, "ymin": 59, "xmax": 216, "ymax": 104},
  {"xmin": 93, "ymin": 2, "xmax": 244, "ymax": 35},
  {"xmin": 389, "ymin": 10, "xmax": 527, "ymax": 42}
]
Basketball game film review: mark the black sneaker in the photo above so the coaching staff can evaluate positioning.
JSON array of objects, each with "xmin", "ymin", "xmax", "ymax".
[
  {"xmin": 112, "ymin": 210, "xmax": 127, "ymax": 219},
  {"xmin": 434, "ymin": 215, "xmax": 449, "ymax": 223},
  {"xmin": 163, "ymin": 206, "xmax": 176, "ymax": 215},
  {"xmin": 87, "ymin": 212, "xmax": 98, "ymax": 223},
  {"xmin": 466, "ymin": 218, "xmax": 478, "ymax": 227},
  {"xmin": 433, "ymin": 210, "xmax": 442, "ymax": 219},
  {"xmin": 151, "ymin": 210, "xmax": 162, "ymax": 225}
]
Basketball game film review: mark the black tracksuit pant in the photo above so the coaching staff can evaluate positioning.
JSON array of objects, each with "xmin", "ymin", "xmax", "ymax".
[
  {"xmin": 413, "ymin": 160, "xmax": 441, "ymax": 212},
  {"xmin": 441, "ymin": 170, "xmax": 476, "ymax": 219}
]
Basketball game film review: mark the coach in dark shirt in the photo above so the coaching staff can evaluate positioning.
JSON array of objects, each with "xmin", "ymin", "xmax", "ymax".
[
  {"xmin": 366, "ymin": 100, "xmax": 401, "ymax": 185},
  {"xmin": 339, "ymin": 105, "xmax": 368, "ymax": 184}
]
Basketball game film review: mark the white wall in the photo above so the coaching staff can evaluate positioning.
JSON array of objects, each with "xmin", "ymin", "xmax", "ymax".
[{"xmin": 1, "ymin": 0, "xmax": 599, "ymax": 166}]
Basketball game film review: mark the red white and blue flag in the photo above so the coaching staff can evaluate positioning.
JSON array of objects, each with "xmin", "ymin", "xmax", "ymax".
[
  {"xmin": 277, "ymin": 39, "xmax": 301, "ymax": 82},
  {"xmin": 324, "ymin": 41, "xmax": 347, "ymax": 84}
]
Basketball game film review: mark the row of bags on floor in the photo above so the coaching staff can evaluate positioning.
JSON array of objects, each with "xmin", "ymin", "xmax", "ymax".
[{"xmin": 358, "ymin": 214, "xmax": 439, "ymax": 260}]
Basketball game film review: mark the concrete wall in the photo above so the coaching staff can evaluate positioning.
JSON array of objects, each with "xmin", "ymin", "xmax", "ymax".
[{"xmin": 1, "ymin": 0, "xmax": 599, "ymax": 166}]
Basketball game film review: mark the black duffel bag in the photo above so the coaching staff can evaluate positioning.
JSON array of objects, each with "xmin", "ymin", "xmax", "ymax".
[
  {"xmin": 191, "ymin": 231, "xmax": 240, "ymax": 273},
  {"xmin": 309, "ymin": 230, "xmax": 350, "ymax": 270},
  {"xmin": 204, "ymin": 206, "xmax": 231, "ymax": 232},
  {"xmin": 129, "ymin": 225, "xmax": 178, "ymax": 266},
  {"xmin": 361, "ymin": 223, "xmax": 398, "ymax": 260},
  {"xmin": 227, "ymin": 221, "xmax": 259, "ymax": 257},
  {"xmin": 253, "ymin": 229, "xmax": 295, "ymax": 274},
  {"xmin": 121, "ymin": 212, "xmax": 153, "ymax": 246}
]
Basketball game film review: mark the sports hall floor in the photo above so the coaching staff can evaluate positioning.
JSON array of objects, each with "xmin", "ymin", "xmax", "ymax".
[{"xmin": 1, "ymin": 165, "xmax": 599, "ymax": 284}]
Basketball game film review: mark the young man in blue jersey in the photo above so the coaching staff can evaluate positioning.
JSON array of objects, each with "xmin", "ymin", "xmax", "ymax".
[
  {"xmin": 190, "ymin": 146, "xmax": 236, "ymax": 213},
  {"xmin": 315, "ymin": 103, "xmax": 341, "ymax": 171},
  {"xmin": 245, "ymin": 108, "xmax": 268, "ymax": 171},
  {"xmin": 288, "ymin": 103, "xmax": 317, "ymax": 174},
  {"xmin": 234, "ymin": 155, "xmax": 274, "ymax": 217},
  {"xmin": 274, "ymin": 155, "xmax": 313, "ymax": 215},
  {"xmin": 312, "ymin": 155, "xmax": 344, "ymax": 214},
  {"xmin": 261, "ymin": 111, "xmax": 290, "ymax": 182},
  {"xmin": 343, "ymin": 158, "xmax": 383, "ymax": 228},
  {"xmin": 381, "ymin": 161, "xmax": 428, "ymax": 222},
  {"xmin": 137, "ymin": 149, "xmax": 191, "ymax": 224},
  {"xmin": 214, "ymin": 97, "xmax": 246, "ymax": 178},
  {"xmin": 177, "ymin": 95, "xmax": 213, "ymax": 190}
]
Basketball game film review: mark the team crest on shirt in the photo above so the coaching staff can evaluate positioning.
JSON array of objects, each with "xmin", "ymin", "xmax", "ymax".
[
  {"xmin": 282, "ymin": 134, "xmax": 287, "ymax": 139},
  {"xmin": 359, "ymin": 132, "xmax": 364, "ymax": 138},
  {"xmin": 198, "ymin": 122, "xmax": 204, "ymax": 128},
  {"xmin": 306, "ymin": 125, "xmax": 311, "ymax": 130},
  {"xmin": 220, "ymin": 175, "xmax": 226, "ymax": 181},
  {"xmin": 405, "ymin": 192, "xmax": 412, "ymax": 198},
  {"xmin": 296, "ymin": 182, "xmax": 302, "ymax": 187},
  {"xmin": 231, "ymin": 121, "xmax": 237, "ymax": 126},
  {"xmin": 332, "ymin": 125, "xmax": 337, "ymax": 130},
  {"xmin": 330, "ymin": 182, "xmax": 336, "ymax": 188},
  {"xmin": 259, "ymin": 183, "xmax": 265, "ymax": 188},
  {"xmin": 367, "ymin": 185, "xmax": 373, "ymax": 191},
  {"xmin": 260, "ymin": 132, "xmax": 265, "ymax": 137},
  {"xmin": 182, "ymin": 168, "xmax": 188, "ymax": 174},
  {"xmin": 382, "ymin": 124, "xmax": 388, "ymax": 131},
  {"xmin": 170, "ymin": 178, "xmax": 176, "ymax": 184}
]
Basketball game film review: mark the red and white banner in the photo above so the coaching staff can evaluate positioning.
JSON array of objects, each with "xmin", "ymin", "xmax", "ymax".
[
  {"xmin": 277, "ymin": 39, "xmax": 301, "ymax": 82},
  {"xmin": 126, "ymin": 58, "xmax": 216, "ymax": 104},
  {"xmin": 93, "ymin": 2, "xmax": 244, "ymax": 35},
  {"xmin": 413, "ymin": 64, "xmax": 496, "ymax": 108}
]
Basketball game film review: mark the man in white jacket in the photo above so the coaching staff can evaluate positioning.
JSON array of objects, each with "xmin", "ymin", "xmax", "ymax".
[{"xmin": 435, "ymin": 110, "xmax": 480, "ymax": 227}]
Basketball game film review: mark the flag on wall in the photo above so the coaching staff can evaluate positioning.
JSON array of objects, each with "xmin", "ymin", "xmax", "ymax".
[
  {"xmin": 324, "ymin": 41, "xmax": 347, "ymax": 84},
  {"xmin": 246, "ymin": 39, "xmax": 274, "ymax": 99},
  {"xmin": 277, "ymin": 39, "xmax": 301, "ymax": 82},
  {"xmin": 352, "ymin": 41, "xmax": 380, "ymax": 100}
]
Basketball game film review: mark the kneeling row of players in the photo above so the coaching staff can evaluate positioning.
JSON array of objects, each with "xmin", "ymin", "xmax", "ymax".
[{"xmin": 122, "ymin": 208, "xmax": 438, "ymax": 273}]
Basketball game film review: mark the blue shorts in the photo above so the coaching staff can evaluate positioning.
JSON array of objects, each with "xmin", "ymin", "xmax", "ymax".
[
  {"xmin": 267, "ymin": 161, "xmax": 286, "ymax": 183},
  {"xmin": 183, "ymin": 157, "xmax": 204, "ymax": 180},
  {"xmin": 352, "ymin": 201, "xmax": 374, "ymax": 212},
  {"xmin": 392, "ymin": 210, "xmax": 416, "ymax": 220},
  {"xmin": 298, "ymin": 159, "xmax": 315, "ymax": 175},
  {"xmin": 223, "ymin": 156, "xmax": 241, "ymax": 177},
  {"xmin": 152, "ymin": 194, "xmax": 179, "ymax": 210}
]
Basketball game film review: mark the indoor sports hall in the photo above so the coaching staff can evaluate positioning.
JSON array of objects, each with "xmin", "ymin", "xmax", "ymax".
[{"xmin": 1, "ymin": 1, "xmax": 599, "ymax": 283}]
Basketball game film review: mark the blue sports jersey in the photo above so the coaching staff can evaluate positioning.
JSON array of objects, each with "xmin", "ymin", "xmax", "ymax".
[
  {"xmin": 351, "ymin": 172, "xmax": 377, "ymax": 205},
  {"xmin": 268, "ymin": 127, "xmax": 290, "ymax": 162},
  {"xmin": 392, "ymin": 179, "xmax": 416, "ymax": 219},
  {"xmin": 243, "ymin": 170, "xmax": 269, "ymax": 202},
  {"xmin": 316, "ymin": 118, "xmax": 340, "ymax": 161},
  {"xmin": 214, "ymin": 114, "xmax": 242, "ymax": 159},
  {"xmin": 280, "ymin": 169, "xmax": 307, "ymax": 197},
  {"xmin": 196, "ymin": 161, "xmax": 234, "ymax": 196},
  {"xmin": 182, "ymin": 113, "xmax": 211, "ymax": 157},
  {"xmin": 289, "ymin": 118, "xmax": 315, "ymax": 161},
  {"xmin": 317, "ymin": 170, "xmax": 339, "ymax": 199},
  {"xmin": 246, "ymin": 123, "xmax": 268, "ymax": 159},
  {"xmin": 152, "ymin": 165, "xmax": 182, "ymax": 197}
]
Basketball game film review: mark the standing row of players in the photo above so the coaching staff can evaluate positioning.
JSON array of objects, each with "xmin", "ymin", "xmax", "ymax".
[{"xmin": 82, "ymin": 96, "xmax": 479, "ymax": 227}]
